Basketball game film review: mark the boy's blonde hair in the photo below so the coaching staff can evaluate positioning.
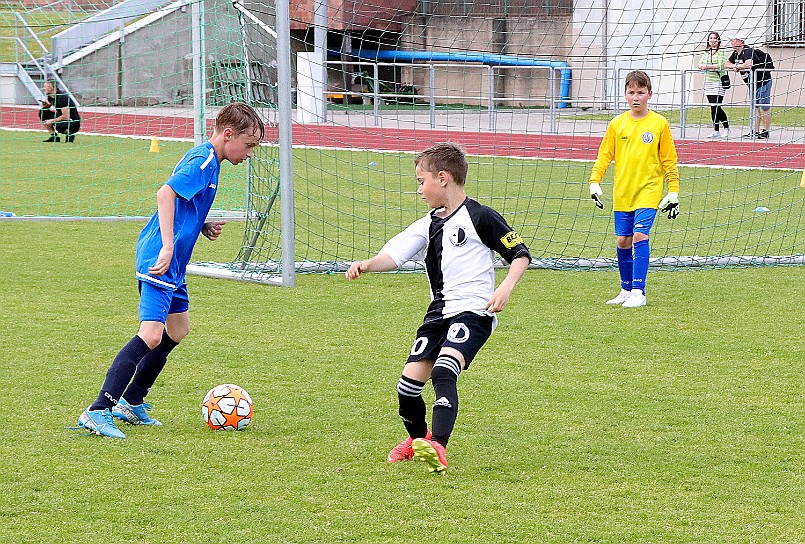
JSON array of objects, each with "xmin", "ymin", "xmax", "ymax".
[
  {"xmin": 624, "ymin": 70, "xmax": 652, "ymax": 92},
  {"xmin": 214, "ymin": 102, "xmax": 265, "ymax": 140},
  {"xmin": 415, "ymin": 142, "xmax": 468, "ymax": 186}
]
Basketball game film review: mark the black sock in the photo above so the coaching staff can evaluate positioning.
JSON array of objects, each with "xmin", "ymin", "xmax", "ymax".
[
  {"xmin": 122, "ymin": 329, "xmax": 179, "ymax": 405},
  {"xmin": 430, "ymin": 355, "xmax": 461, "ymax": 447},
  {"xmin": 397, "ymin": 375, "xmax": 428, "ymax": 438},
  {"xmin": 90, "ymin": 335, "xmax": 151, "ymax": 411}
]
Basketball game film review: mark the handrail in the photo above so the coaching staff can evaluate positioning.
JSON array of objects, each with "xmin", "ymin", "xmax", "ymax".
[
  {"xmin": 12, "ymin": 11, "xmax": 75, "ymax": 104},
  {"xmin": 231, "ymin": 0, "xmax": 277, "ymax": 39},
  {"xmin": 350, "ymin": 49, "xmax": 571, "ymax": 109},
  {"xmin": 11, "ymin": 11, "xmax": 81, "ymax": 108},
  {"xmin": 679, "ymin": 68, "xmax": 782, "ymax": 140},
  {"xmin": 14, "ymin": 11, "xmax": 50, "ymax": 62},
  {"xmin": 51, "ymin": 0, "xmax": 172, "ymax": 65},
  {"xmin": 325, "ymin": 59, "xmax": 566, "ymax": 130},
  {"xmin": 13, "ymin": 37, "xmax": 80, "ymax": 107}
]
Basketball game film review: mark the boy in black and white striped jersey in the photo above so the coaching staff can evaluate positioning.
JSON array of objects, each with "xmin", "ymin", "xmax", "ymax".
[{"xmin": 346, "ymin": 142, "xmax": 531, "ymax": 473}]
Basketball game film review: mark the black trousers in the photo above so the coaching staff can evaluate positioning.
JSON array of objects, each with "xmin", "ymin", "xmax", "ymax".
[
  {"xmin": 706, "ymin": 94, "xmax": 729, "ymax": 130},
  {"xmin": 39, "ymin": 108, "xmax": 81, "ymax": 135}
]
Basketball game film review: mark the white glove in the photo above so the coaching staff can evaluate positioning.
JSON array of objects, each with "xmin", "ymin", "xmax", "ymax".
[
  {"xmin": 658, "ymin": 192, "xmax": 679, "ymax": 219},
  {"xmin": 589, "ymin": 182, "xmax": 604, "ymax": 209}
]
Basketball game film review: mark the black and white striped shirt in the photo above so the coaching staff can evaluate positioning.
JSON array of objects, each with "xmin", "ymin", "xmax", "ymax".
[{"xmin": 381, "ymin": 198, "xmax": 530, "ymax": 320}]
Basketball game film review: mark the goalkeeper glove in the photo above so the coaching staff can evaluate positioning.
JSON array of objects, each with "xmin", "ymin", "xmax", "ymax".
[
  {"xmin": 659, "ymin": 192, "xmax": 679, "ymax": 219},
  {"xmin": 590, "ymin": 182, "xmax": 604, "ymax": 209}
]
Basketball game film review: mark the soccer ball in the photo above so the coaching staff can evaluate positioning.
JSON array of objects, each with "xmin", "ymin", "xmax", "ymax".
[{"xmin": 201, "ymin": 384, "xmax": 254, "ymax": 431}]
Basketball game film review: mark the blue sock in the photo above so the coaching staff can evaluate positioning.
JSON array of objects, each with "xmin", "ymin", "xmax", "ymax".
[
  {"xmin": 616, "ymin": 247, "xmax": 633, "ymax": 291},
  {"xmin": 90, "ymin": 335, "xmax": 151, "ymax": 411},
  {"xmin": 632, "ymin": 239, "xmax": 650, "ymax": 293}
]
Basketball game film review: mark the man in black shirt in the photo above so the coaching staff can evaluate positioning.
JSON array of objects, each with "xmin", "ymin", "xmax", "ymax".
[
  {"xmin": 39, "ymin": 81, "xmax": 81, "ymax": 143},
  {"xmin": 726, "ymin": 33, "xmax": 773, "ymax": 139}
]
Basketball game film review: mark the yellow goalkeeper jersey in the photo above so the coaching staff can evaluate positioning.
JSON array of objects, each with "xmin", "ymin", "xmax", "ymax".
[{"xmin": 589, "ymin": 110, "xmax": 680, "ymax": 212}]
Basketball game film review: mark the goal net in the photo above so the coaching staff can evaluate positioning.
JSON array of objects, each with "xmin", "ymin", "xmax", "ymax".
[{"xmin": 3, "ymin": 0, "xmax": 805, "ymax": 286}]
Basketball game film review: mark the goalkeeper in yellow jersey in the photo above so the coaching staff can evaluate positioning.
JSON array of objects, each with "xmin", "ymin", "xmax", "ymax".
[{"xmin": 588, "ymin": 70, "xmax": 680, "ymax": 308}]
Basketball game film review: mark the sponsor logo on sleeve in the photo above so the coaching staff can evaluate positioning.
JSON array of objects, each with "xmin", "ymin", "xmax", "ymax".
[{"xmin": 501, "ymin": 231, "xmax": 524, "ymax": 248}]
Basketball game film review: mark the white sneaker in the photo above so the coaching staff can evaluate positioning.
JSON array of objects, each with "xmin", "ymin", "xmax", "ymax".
[
  {"xmin": 606, "ymin": 289, "xmax": 631, "ymax": 305},
  {"xmin": 721, "ymin": 128, "xmax": 731, "ymax": 139},
  {"xmin": 706, "ymin": 131, "xmax": 721, "ymax": 139},
  {"xmin": 622, "ymin": 289, "xmax": 646, "ymax": 308}
]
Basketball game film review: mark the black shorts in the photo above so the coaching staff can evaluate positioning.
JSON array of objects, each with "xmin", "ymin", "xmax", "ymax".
[
  {"xmin": 40, "ymin": 109, "xmax": 80, "ymax": 135},
  {"xmin": 406, "ymin": 311, "xmax": 495, "ymax": 368}
]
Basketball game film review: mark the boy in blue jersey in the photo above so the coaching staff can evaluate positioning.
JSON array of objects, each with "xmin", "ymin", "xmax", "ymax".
[
  {"xmin": 77, "ymin": 102, "xmax": 264, "ymax": 438},
  {"xmin": 346, "ymin": 143, "xmax": 531, "ymax": 473},
  {"xmin": 588, "ymin": 70, "xmax": 680, "ymax": 308}
]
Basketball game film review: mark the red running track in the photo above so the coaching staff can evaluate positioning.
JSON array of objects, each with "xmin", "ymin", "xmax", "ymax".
[{"xmin": 3, "ymin": 105, "xmax": 803, "ymax": 169}]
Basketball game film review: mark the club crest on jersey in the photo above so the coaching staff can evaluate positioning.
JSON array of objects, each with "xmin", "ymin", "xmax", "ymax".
[
  {"xmin": 641, "ymin": 132, "xmax": 654, "ymax": 144},
  {"xmin": 446, "ymin": 322, "xmax": 470, "ymax": 343},
  {"xmin": 500, "ymin": 231, "xmax": 524, "ymax": 249},
  {"xmin": 449, "ymin": 225, "xmax": 468, "ymax": 247}
]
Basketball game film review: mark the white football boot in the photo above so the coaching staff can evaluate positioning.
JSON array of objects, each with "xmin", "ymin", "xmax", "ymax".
[
  {"xmin": 606, "ymin": 289, "xmax": 631, "ymax": 305},
  {"xmin": 621, "ymin": 289, "xmax": 647, "ymax": 308}
]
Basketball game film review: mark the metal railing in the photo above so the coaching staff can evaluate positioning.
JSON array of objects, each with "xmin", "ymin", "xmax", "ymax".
[
  {"xmin": 8, "ymin": 11, "xmax": 80, "ymax": 106},
  {"xmin": 12, "ymin": 11, "xmax": 51, "ymax": 67},
  {"xmin": 321, "ymin": 60, "xmax": 805, "ymax": 138},
  {"xmin": 679, "ymin": 68, "xmax": 793, "ymax": 140},
  {"xmin": 324, "ymin": 60, "xmax": 567, "ymax": 131}
]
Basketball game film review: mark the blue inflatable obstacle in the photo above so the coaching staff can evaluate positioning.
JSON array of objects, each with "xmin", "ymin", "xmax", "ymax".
[{"xmin": 350, "ymin": 49, "xmax": 572, "ymax": 109}]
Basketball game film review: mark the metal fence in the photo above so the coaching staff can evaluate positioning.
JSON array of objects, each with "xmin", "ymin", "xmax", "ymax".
[
  {"xmin": 322, "ymin": 60, "xmax": 805, "ymax": 137},
  {"xmin": 324, "ymin": 59, "xmax": 566, "ymax": 132}
]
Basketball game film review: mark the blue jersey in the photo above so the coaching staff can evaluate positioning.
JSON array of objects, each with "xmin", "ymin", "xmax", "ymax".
[{"xmin": 135, "ymin": 142, "xmax": 220, "ymax": 290}]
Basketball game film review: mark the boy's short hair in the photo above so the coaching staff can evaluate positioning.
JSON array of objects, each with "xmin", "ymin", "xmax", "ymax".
[
  {"xmin": 215, "ymin": 102, "xmax": 265, "ymax": 140},
  {"xmin": 415, "ymin": 142, "xmax": 468, "ymax": 186},
  {"xmin": 624, "ymin": 70, "xmax": 652, "ymax": 92}
]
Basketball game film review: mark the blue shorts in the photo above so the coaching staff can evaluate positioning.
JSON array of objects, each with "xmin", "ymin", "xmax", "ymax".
[
  {"xmin": 407, "ymin": 311, "xmax": 495, "ymax": 369},
  {"xmin": 614, "ymin": 209, "xmax": 657, "ymax": 237},
  {"xmin": 755, "ymin": 80, "xmax": 772, "ymax": 110},
  {"xmin": 138, "ymin": 281, "xmax": 189, "ymax": 323}
]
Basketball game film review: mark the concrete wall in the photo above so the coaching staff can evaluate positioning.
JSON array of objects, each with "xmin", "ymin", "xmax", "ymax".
[
  {"xmin": 290, "ymin": 0, "xmax": 416, "ymax": 31},
  {"xmin": 398, "ymin": 15, "xmax": 572, "ymax": 108},
  {"xmin": 65, "ymin": 42, "xmax": 120, "ymax": 104},
  {"xmin": 8, "ymin": 0, "xmax": 805, "ymax": 111},
  {"xmin": 495, "ymin": 17, "xmax": 573, "ymax": 107},
  {"xmin": 409, "ymin": 16, "xmax": 496, "ymax": 106},
  {"xmin": 568, "ymin": 0, "xmax": 804, "ymax": 109},
  {"xmin": 0, "ymin": 70, "xmax": 33, "ymax": 105},
  {"xmin": 56, "ymin": 0, "xmax": 255, "ymax": 106}
]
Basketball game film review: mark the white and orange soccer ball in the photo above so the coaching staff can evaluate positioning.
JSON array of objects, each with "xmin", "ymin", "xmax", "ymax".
[{"xmin": 201, "ymin": 384, "xmax": 254, "ymax": 431}]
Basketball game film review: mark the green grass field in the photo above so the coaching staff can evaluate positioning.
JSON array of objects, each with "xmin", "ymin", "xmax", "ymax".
[
  {"xmin": 0, "ymin": 219, "xmax": 802, "ymax": 542},
  {"xmin": 0, "ymin": 130, "xmax": 251, "ymax": 217},
  {"xmin": 5, "ymin": 128, "xmax": 805, "ymax": 270}
]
